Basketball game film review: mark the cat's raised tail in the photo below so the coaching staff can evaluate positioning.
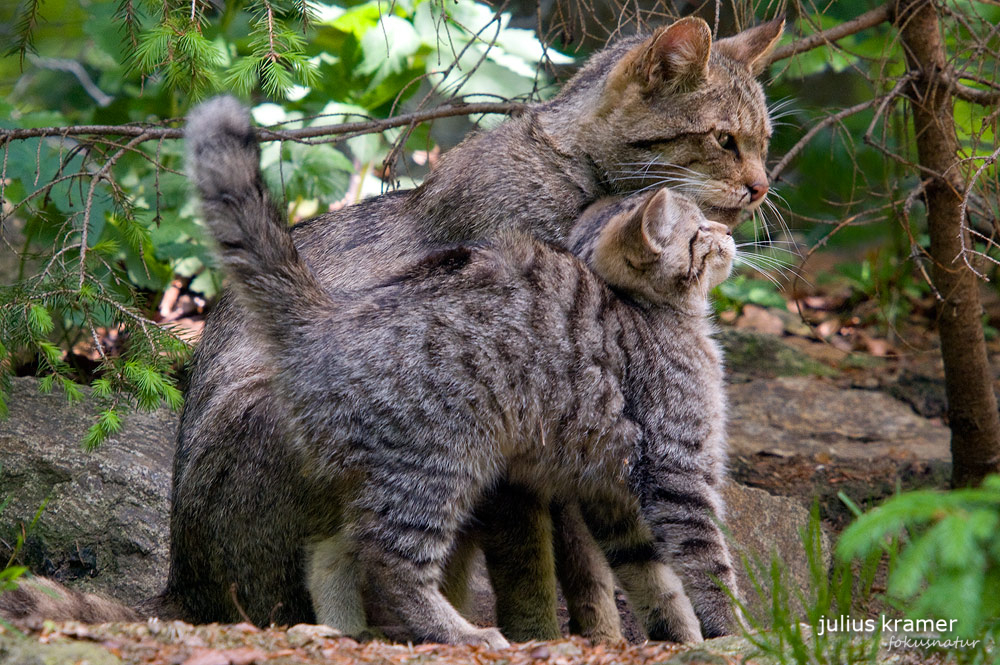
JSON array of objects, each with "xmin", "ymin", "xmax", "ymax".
[{"xmin": 186, "ymin": 96, "xmax": 331, "ymax": 325}]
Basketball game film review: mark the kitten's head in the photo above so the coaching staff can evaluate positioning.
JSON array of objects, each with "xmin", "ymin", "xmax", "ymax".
[
  {"xmin": 560, "ymin": 16, "xmax": 783, "ymax": 227},
  {"xmin": 578, "ymin": 188, "xmax": 734, "ymax": 309}
]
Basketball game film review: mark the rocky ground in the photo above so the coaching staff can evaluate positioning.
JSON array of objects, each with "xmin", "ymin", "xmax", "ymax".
[{"xmin": 0, "ymin": 323, "xmax": 981, "ymax": 664}]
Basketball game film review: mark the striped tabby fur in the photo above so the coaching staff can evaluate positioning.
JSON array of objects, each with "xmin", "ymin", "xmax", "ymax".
[{"xmin": 189, "ymin": 96, "xmax": 740, "ymax": 647}]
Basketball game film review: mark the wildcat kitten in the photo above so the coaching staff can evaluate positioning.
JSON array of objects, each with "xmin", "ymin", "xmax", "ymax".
[
  {"xmin": 170, "ymin": 14, "xmax": 781, "ymax": 638},
  {"xmin": 189, "ymin": 93, "xmax": 739, "ymax": 648}
]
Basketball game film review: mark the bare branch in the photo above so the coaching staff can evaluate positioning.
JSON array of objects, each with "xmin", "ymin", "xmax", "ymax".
[
  {"xmin": 862, "ymin": 72, "xmax": 953, "ymax": 182},
  {"xmin": 79, "ymin": 134, "xmax": 150, "ymax": 289},
  {"xmin": 957, "ymin": 145, "xmax": 1000, "ymax": 279},
  {"xmin": 766, "ymin": 1, "xmax": 997, "ymax": 106},
  {"xmin": 769, "ymin": 98, "xmax": 881, "ymax": 182},
  {"xmin": 0, "ymin": 101, "xmax": 526, "ymax": 145},
  {"xmin": 945, "ymin": 72, "xmax": 1000, "ymax": 105},
  {"xmin": 767, "ymin": 3, "xmax": 893, "ymax": 65},
  {"xmin": 28, "ymin": 55, "xmax": 114, "ymax": 107}
]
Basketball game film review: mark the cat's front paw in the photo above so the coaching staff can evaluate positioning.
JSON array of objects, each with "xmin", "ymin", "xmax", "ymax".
[
  {"xmin": 646, "ymin": 610, "xmax": 703, "ymax": 644},
  {"xmin": 457, "ymin": 627, "xmax": 510, "ymax": 650},
  {"xmin": 698, "ymin": 605, "xmax": 740, "ymax": 639}
]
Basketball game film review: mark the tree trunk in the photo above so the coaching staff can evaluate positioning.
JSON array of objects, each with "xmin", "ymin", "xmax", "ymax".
[{"xmin": 895, "ymin": 0, "xmax": 1000, "ymax": 486}]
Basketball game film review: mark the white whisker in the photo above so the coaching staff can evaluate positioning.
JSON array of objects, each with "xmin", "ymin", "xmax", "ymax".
[
  {"xmin": 736, "ymin": 240, "xmax": 801, "ymax": 252},
  {"xmin": 767, "ymin": 97, "xmax": 799, "ymax": 121},
  {"xmin": 767, "ymin": 189, "xmax": 790, "ymax": 206},
  {"xmin": 735, "ymin": 251, "xmax": 812, "ymax": 286},
  {"xmin": 733, "ymin": 256, "xmax": 785, "ymax": 288},
  {"xmin": 762, "ymin": 196, "xmax": 794, "ymax": 243}
]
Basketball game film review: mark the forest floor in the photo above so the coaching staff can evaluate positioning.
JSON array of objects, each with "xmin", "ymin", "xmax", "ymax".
[{"xmin": 0, "ymin": 617, "xmax": 958, "ymax": 665}]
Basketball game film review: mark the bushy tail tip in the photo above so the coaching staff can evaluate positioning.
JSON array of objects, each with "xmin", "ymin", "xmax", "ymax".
[
  {"xmin": 185, "ymin": 95, "xmax": 261, "ymax": 200},
  {"xmin": 0, "ymin": 576, "xmax": 140, "ymax": 625}
]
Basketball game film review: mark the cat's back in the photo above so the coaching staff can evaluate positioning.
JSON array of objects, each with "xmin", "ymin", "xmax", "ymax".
[
  {"xmin": 169, "ymin": 189, "xmax": 423, "ymax": 624},
  {"xmin": 292, "ymin": 190, "xmax": 421, "ymax": 289},
  {"xmin": 286, "ymin": 232, "xmax": 625, "ymax": 425},
  {"xmin": 337, "ymin": 231, "xmax": 610, "ymax": 331}
]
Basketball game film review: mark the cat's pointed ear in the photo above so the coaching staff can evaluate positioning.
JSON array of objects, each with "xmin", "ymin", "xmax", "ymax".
[
  {"xmin": 713, "ymin": 16, "xmax": 785, "ymax": 75},
  {"xmin": 612, "ymin": 17, "xmax": 712, "ymax": 94},
  {"xmin": 621, "ymin": 190, "xmax": 668, "ymax": 268},
  {"xmin": 644, "ymin": 17, "xmax": 712, "ymax": 91}
]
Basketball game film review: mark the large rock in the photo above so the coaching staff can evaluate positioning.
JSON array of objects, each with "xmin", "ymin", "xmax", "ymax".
[
  {"xmin": 0, "ymin": 376, "xmax": 174, "ymax": 606},
  {"xmin": 727, "ymin": 376, "xmax": 951, "ymax": 462},
  {"xmin": 721, "ymin": 482, "xmax": 829, "ymax": 623},
  {"xmin": 718, "ymin": 329, "xmax": 836, "ymax": 380}
]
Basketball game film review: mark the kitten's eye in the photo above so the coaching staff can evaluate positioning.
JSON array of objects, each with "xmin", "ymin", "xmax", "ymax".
[{"xmin": 715, "ymin": 132, "xmax": 738, "ymax": 154}]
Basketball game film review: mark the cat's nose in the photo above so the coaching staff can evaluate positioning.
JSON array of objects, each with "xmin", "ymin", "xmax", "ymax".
[{"xmin": 747, "ymin": 181, "xmax": 769, "ymax": 202}]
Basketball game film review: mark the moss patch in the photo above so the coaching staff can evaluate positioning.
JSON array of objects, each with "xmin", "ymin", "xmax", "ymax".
[{"xmin": 718, "ymin": 330, "xmax": 837, "ymax": 379}]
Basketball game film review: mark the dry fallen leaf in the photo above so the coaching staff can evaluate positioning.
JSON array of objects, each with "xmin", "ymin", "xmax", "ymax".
[
  {"xmin": 735, "ymin": 304, "xmax": 784, "ymax": 335},
  {"xmin": 182, "ymin": 647, "xmax": 271, "ymax": 665}
]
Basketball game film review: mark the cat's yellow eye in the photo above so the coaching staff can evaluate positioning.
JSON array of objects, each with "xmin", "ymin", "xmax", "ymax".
[{"xmin": 715, "ymin": 131, "xmax": 738, "ymax": 154}]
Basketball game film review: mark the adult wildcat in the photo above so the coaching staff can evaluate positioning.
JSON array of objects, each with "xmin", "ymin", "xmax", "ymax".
[
  {"xmin": 170, "ymin": 14, "xmax": 781, "ymax": 639},
  {"xmin": 0, "ymin": 14, "xmax": 781, "ymax": 642},
  {"xmin": 190, "ymin": 91, "xmax": 738, "ymax": 648}
]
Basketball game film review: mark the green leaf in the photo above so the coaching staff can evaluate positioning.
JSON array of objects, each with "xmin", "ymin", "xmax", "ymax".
[
  {"xmin": 324, "ymin": 1, "xmax": 384, "ymax": 38},
  {"xmin": 37, "ymin": 341, "xmax": 62, "ymax": 366},
  {"xmin": 132, "ymin": 25, "xmax": 171, "ymax": 75},
  {"xmin": 90, "ymin": 238, "xmax": 121, "ymax": 257},
  {"xmin": 358, "ymin": 15, "xmax": 421, "ymax": 78},
  {"xmin": 99, "ymin": 407, "xmax": 122, "ymax": 434},
  {"xmin": 92, "ymin": 377, "xmax": 112, "ymax": 397},
  {"xmin": 225, "ymin": 56, "xmax": 263, "ymax": 97},
  {"xmin": 716, "ymin": 275, "xmax": 787, "ymax": 310}
]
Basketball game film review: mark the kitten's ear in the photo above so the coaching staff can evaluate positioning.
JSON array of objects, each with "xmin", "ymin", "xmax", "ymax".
[
  {"xmin": 614, "ymin": 17, "xmax": 712, "ymax": 93},
  {"xmin": 713, "ymin": 16, "xmax": 785, "ymax": 75},
  {"xmin": 620, "ymin": 190, "xmax": 668, "ymax": 268}
]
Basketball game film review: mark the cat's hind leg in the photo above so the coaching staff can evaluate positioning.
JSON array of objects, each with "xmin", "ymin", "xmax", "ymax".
[
  {"xmin": 439, "ymin": 528, "xmax": 481, "ymax": 620},
  {"xmin": 351, "ymin": 458, "xmax": 508, "ymax": 649},
  {"xmin": 580, "ymin": 497, "xmax": 702, "ymax": 643},
  {"xmin": 306, "ymin": 532, "xmax": 371, "ymax": 637},
  {"xmin": 477, "ymin": 482, "xmax": 562, "ymax": 641},
  {"xmin": 551, "ymin": 500, "xmax": 624, "ymax": 644}
]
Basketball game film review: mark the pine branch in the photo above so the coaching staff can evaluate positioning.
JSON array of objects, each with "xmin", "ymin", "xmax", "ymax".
[
  {"xmin": 297, "ymin": 0, "xmax": 312, "ymax": 33},
  {"xmin": 116, "ymin": 0, "xmax": 140, "ymax": 49},
  {"xmin": 7, "ymin": 0, "xmax": 46, "ymax": 68}
]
